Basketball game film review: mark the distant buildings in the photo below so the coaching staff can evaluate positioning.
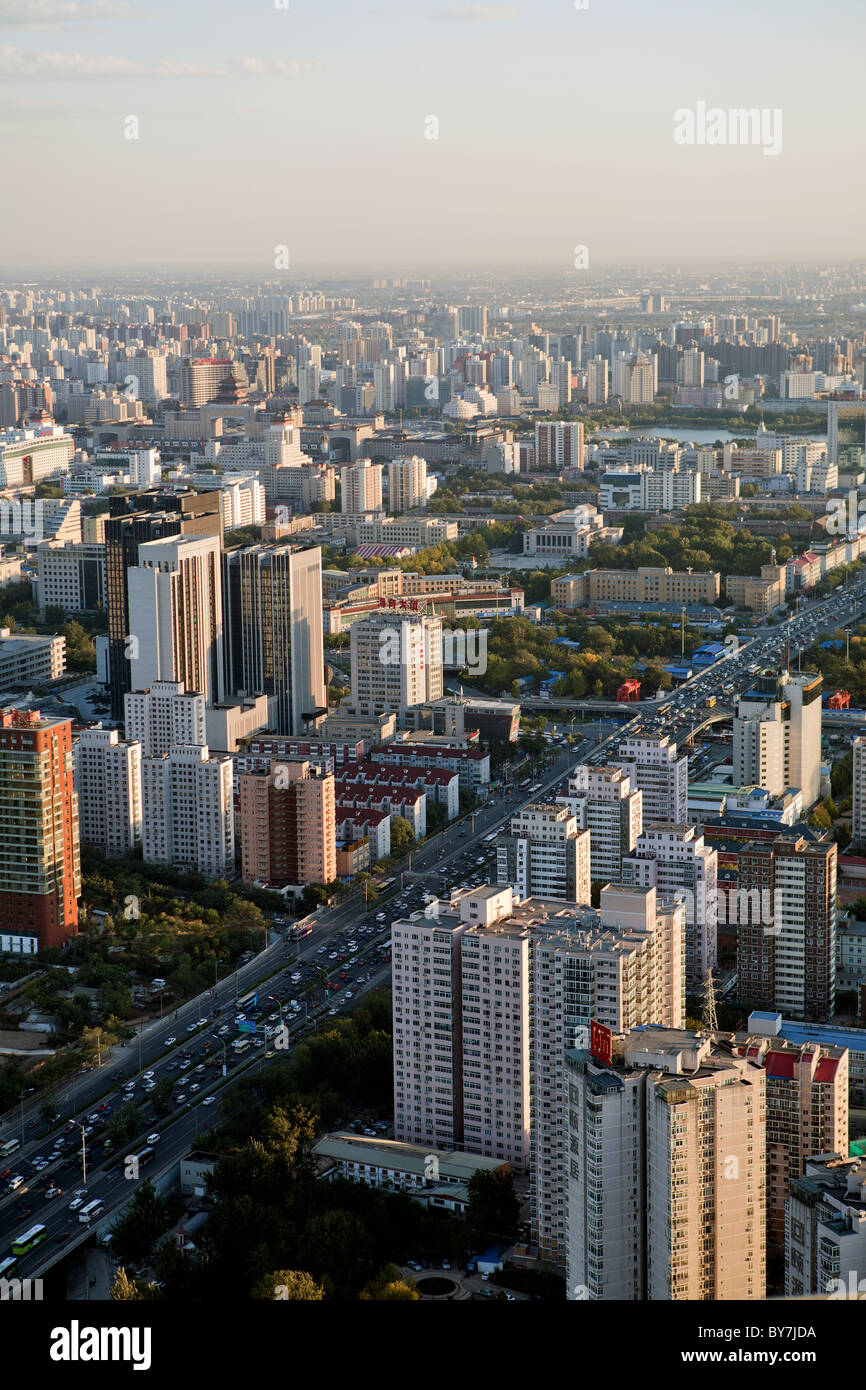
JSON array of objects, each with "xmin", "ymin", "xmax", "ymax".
[
  {"xmin": 341, "ymin": 459, "xmax": 383, "ymax": 513},
  {"xmin": 786, "ymin": 1154, "xmax": 866, "ymax": 1297},
  {"xmin": 551, "ymin": 567, "xmax": 720, "ymax": 608}
]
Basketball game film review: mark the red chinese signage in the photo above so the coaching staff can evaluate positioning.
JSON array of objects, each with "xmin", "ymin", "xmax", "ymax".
[{"xmin": 590, "ymin": 1019, "xmax": 612, "ymax": 1065}]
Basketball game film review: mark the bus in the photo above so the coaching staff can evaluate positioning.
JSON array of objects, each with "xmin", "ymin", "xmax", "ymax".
[
  {"xmin": 78, "ymin": 1199, "xmax": 105, "ymax": 1225},
  {"xmin": 518, "ymin": 778, "xmax": 531, "ymax": 790},
  {"xmin": 233, "ymin": 1037, "xmax": 251, "ymax": 1055},
  {"xmin": 127, "ymin": 1146, "xmax": 156, "ymax": 1173},
  {"xmin": 290, "ymin": 922, "xmax": 312, "ymax": 940},
  {"xmin": 0, "ymin": 1138, "xmax": 20, "ymax": 1158},
  {"xmin": 482, "ymin": 832, "xmax": 498, "ymax": 844},
  {"xmin": 0, "ymin": 1255, "xmax": 18, "ymax": 1279},
  {"xmin": 11, "ymin": 1224, "xmax": 47, "ymax": 1256},
  {"xmin": 237, "ymin": 990, "xmax": 258, "ymax": 1011}
]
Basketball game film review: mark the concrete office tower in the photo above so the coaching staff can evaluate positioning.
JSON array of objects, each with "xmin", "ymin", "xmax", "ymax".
[
  {"xmin": 616, "ymin": 734, "xmax": 688, "ymax": 824},
  {"xmin": 735, "ymin": 1032, "xmax": 848, "ymax": 1245},
  {"xmin": 785, "ymin": 1154, "xmax": 866, "ymax": 1297},
  {"xmin": 223, "ymin": 544, "xmax": 326, "ymax": 737},
  {"xmin": 387, "ymin": 456, "xmax": 427, "ymax": 513},
  {"xmin": 130, "ymin": 351, "xmax": 168, "ymax": 405},
  {"xmin": 531, "ymin": 885, "xmax": 686, "ymax": 1262},
  {"xmin": 73, "ymin": 727, "xmax": 142, "ymax": 857},
  {"xmin": 733, "ymin": 669, "xmax": 822, "ymax": 809},
  {"xmin": 736, "ymin": 836, "xmax": 837, "ymax": 1019},
  {"xmin": 297, "ymin": 364, "xmax": 321, "ymax": 405},
  {"xmin": 237, "ymin": 760, "xmax": 336, "ymax": 889},
  {"xmin": 127, "ymin": 533, "xmax": 225, "ymax": 707},
  {"xmin": 0, "ymin": 710, "xmax": 81, "ymax": 954},
  {"xmin": 559, "ymin": 765, "xmax": 643, "ymax": 885},
  {"xmin": 566, "ymin": 1030, "xmax": 766, "ymax": 1301},
  {"xmin": 105, "ymin": 489, "xmax": 223, "ymax": 718},
  {"xmin": 124, "ymin": 681, "xmax": 206, "ymax": 757},
  {"xmin": 852, "ymin": 736, "xmax": 866, "ymax": 847},
  {"xmin": 496, "ymin": 803, "xmax": 590, "ymax": 903},
  {"xmin": 349, "ymin": 607, "xmax": 443, "ymax": 721},
  {"xmin": 341, "ymin": 459, "xmax": 383, "ymax": 513},
  {"xmin": 535, "ymin": 421, "xmax": 584, "ymax": 471},
  {"xmin": 621, "ymin": 824, "xmax": 718, "ymax": 984},
  {"xmin": 585, "ymin": 355, "xmax": 608, "ymax": 405},
  {"xmin": 141, "ymin": 744, "xmax": 234, "ymax": 879}
]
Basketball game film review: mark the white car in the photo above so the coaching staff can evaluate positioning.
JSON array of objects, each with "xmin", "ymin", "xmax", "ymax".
[
  {"xmin": 146, "ymin": 1133, "xmax": 160, "ymax": 1144},
  {"xmin": 143, "ymin": 1071, "xmax": 155, "ymax": 1080},
  {"xmin": 186, "ymin": 1023, "xmax": 198, "ymax": 1033},
  {"xmin": 202, "ymin": 1096, "xmax": 216, "ymax": 1107},
  {"xmin": 165, "ymin": 1037, "xmax": 177, "ymax": 1046},
  {"xmin": 175, "ymin": 1093, "xmax": 186, "ymax": 1103},
  {"xmin": 68, "ymin": 1195, "xmax": 85, "ymax": 1210},
  {"xmin": 291, "ymin": 973, "xmax": 301, "ymax": 983},
  {"xmin": 190, "ymin": 1084, "xmax": 201, "ymax": 1093}
]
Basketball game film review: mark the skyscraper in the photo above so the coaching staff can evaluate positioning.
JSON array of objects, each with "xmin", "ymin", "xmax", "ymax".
[
  {"xmin": 141, "ymin": 744, "xmax": 234, "ymax": 879},
  {"xmin": 387, "ymin": 456, "xmax": 427, "ymax": 513},
  {"xmin": 349, "ymin": 606, "xmax": 443, "ymax": 721},
  {"xmin": 559, "ymin": 765, "xmax": 643, "ymax": 885},
  {"xmin": 733, "ymin": 669, "xmax": 822, "ymax": 809},
  {"xmin": 223, "ymin": 544, "xmax": 326, "ymax": 736},
  {"xmin": 124, "ymin": 681, "xmax": 206, "ymax": 757},
  {"xmin": 127, "ymin": 533, "xmax": 225, "ymax": 707},
  {"xmin": 0, "ymin": 709, "xmax": 81, "ymax": 953},
  {"xmin": 341, "ymin": 459, "xmax": 383, "ymax": 513},
  {"xmin": 621, "ymin": 823, "xmax": 718, "ymax": 983},
  {"xmin": 495, "ymin": 803, "xmax": 590, "ymax": 903},
  {"xmin": 616, "ymin": 734, "xmax": 688, "ymax": 824},
  {"xmin": 73, "ymin": 726, "xmax": 142, "ymax": 858}
]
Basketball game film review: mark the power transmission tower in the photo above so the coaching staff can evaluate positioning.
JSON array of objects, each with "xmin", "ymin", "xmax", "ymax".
[{"xmin": 702, "ymin": 968, "xmax": 719, "ymax": 1034}]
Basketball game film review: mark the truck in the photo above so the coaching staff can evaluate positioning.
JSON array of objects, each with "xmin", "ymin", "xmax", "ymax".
[{"xmin": 705, "ymin": 696, "xmax": 717, "ymax": 708}]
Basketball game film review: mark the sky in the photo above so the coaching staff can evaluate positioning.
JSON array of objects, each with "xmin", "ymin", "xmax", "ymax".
[{"xmin": 1, "ymin": 0, "xmax": 864, "ymax": 275}]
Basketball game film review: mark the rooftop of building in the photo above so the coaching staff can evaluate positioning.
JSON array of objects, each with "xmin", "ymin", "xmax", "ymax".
[{"xmin": 313, "ymin": 1131, "xmax": 507, "ymax": 1178}]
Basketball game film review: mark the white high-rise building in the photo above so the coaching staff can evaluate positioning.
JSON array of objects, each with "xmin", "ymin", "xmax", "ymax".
[
  {"xmin": 73, "ymin": 726, "xmax": 142, "ymax": 857},
  {"xmin": 558, "ymin": 765, "xmax": 643, "ymax": 885},
  {"xmin": 496, "ymin": 803, "xmax": 590, "ymax": 903},
  {"xmin": 733, "ymin": 669, "xmax": 822, "ymax": 809},
  {"xmin": 616, "ymin": 734, "xmax": 688, "ymax": 824},
  {"xmin": 567, "ymin": 1029, "xmax": 766, "ymax": 1301},
  {"xmin": 585, "ymin": 356, "xmax": 609, "ymax": 405},
  {"xmin": 853, "ymin": 736, "xmax": 866, "ymax": 848},
  {"xmin": 126, "ymin": 533, "xmax": 225, "ymax": 707},
  {"xmin": 124, "ymin": 681, "xmax": 206, "ymax": 757},
  {"xmin": 297, "ymin": 364, "xmax": 321, "ymax": 404},
  {"xmin": 349, "ymin": 606, "xmax": 443, "ymax": 720},
  {"xmin": 341, "ymin": 459, "xmax": 383, "ymax": 513},
  {"xmin": 387, "ymin": 456, "xmax": 427, "ymax": 513},
  {"xmin": 621, "ymin": 823, "xmax": 718, "ymax": 983},
  {"xmin": 141, "ymin": 744, "xmax": 234, "ymax": 879}
]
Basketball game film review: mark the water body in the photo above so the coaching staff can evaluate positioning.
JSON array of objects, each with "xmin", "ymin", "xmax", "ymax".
[{"xmin": 589, "ymin": 425, "xmax": 827, "ymax": 446}]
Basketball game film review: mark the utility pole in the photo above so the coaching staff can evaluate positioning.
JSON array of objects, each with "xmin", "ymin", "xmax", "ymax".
[
  {"xmin": 76, "ymin": 1122, "xmax": 87, "ymax": 1188},
  {"xmin": 701, "ymin": 969, "xmax": 719, "ymax": 1034}
]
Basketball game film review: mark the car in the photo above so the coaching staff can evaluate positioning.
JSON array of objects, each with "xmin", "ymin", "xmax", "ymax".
[
  {"xmin": 175, "ymin": 1093, "xmax": 186, "ymax": 1103},
  {"xmin": 291, "ymin": 972, "xmax": 301, "ymax": 983},
  {"xmin": 68, "ymin": 1195, "xmax": 85, "ymax": 1210},
  {"xmin": 217, "ymin": 1025, "xmax": 229, "ymax": 1036},
  {"xmin": 179, "ymin": 1060, "xmax": 191, "ymax": 1070},
  {"xmin": 328, "ymin": 1008, "xmax": 337, "ymax": 1016},
  {"xmin": 194, "ymin": 1064, "xmax": 205, "ymax": 1074},
  {"xmin": 26, "ymin": 1119, "xmax": 38, "ymax": 1129},
  {"xmin": 45, "ymin": 1185, "xmax": 62, "ymax": 1199},
  {"xmin": 146, "ymin": 1133, "xmax": 160, "ymax": 1145},
  {"xmin": 164, "ymin": 1037, "xmax": 177, "ymax": 1046},
  {"xmin": 190, "ymin": 1084, "xmax": 201, "ymax": 1094},
  {"xmin": 186, "ymin": 1023, "xmax": 198, "ymax": 1033}
]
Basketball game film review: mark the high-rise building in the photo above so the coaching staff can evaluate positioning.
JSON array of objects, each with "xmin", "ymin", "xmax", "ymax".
[
  {"xmin": 495, "ymin": 803, "xmax": 590, "ymax": 903},
  {"xmin": 349, "ymin": 606, "xmax": 443, "ymax": 721},
  {"xmin": 534, "ymin": 421, "xmax": 584, "ymax": 471},
  {"xmin": 585, "ymin": 355, "xmax": 609, "ymax": 405},
  {"xmin": 73, "ymin": 727, "xmax": 142, "ymax": 858},
  {"xmin": 141, "ymin": 744, "xmax": 234, "ymax": 879},
  {"xmin": 621, "ymin": 823, "xmax": 719, "ymax": 984},
  {"xmin": 616, "ymin": 734, "xmax": 688, "ymax": 824},
  {"xmin": 387, "ymin": 456, "xmax": 427, "ymax": 513},
  {"xmin": 124, "ymin": 681, "xmax": 206, "ymax": 757},
  {"xmin": 734, "ymin": 1029, "xmax": 848, "ymax": 1244},
  {"xmin": 852, "ymin": 736, "xmax": 866, "ymax": 847},
  {"xmin": 735, "ymin": 836, "xmax": 837, "ymax": 1019},
  {"xmin": 566, "ymin": 1029, "xmax": 766, "ymax": 1300},
  {"xmin": 237, "ymin": 760, "xmax": 336, "ymax": 888},
  {"xmin": 531, "ymin": 885, "xmax": 686, "ymax": 1261},
  {"xmin": 341, "ymin": 459, "xmax": 383, "ymax": 513},
  {"xmin": 127, "ymin": 533, "xmax": 225, "ymax": 707},
  {"xmin": 733, "ymin": 669, "xmax": 822, "ymax": 809},
  {"xmin": 105, "ymin": 490, "xmax": 223, "ymax": 717},
  {"xmin": 785, "ymin": 1153, "xmax": 866, "ymax": 1298},
  {"xmin": 223, "ymin": 544, "xmax": 326, "ymax": 736},
  {"xmin": 0, "ymin": 709, "xmax": 81, "ymax": 953},
  {"xmin": 558, "ymin": 765, "xmax": 643, "ymax": 885}
]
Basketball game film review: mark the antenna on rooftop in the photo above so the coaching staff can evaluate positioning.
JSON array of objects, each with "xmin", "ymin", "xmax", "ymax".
[{"xmin": 701, "ymin": 968, "xmax": 719, "ymax": 1034}]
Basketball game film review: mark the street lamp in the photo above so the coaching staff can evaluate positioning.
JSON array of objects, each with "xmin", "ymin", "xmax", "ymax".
[{"xmin": 75, "ymin": 1121, "xmax": 88, "ymax": 1189}]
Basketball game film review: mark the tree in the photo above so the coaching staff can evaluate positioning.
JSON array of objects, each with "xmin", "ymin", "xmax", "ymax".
[
  {"xmin": 360, "ymin": 1264, "xmax": 419, "ymax": 1300},
  {"xmin": 466, "ymin": 1168, "xmax": 519, "ymax": 1245},
  {"xmin": 110, "ymin": 1180, "xmax": 172, "ymax": 1264},
  {"xmin": 389, "ymin": 816, "xmax": 416, "ymax": 855},
  {"xmin": 110, "ymin": 1267, "xmax": 144, "ymax": 1300},
  {"xmin": 251, "ymin": 1269, "xmax": 325, "ymax": 1300}
]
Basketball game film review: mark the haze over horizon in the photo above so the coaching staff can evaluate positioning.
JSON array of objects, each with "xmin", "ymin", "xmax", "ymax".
[{"xmin": 1, "ymin": 0, "xmax": 864, "ymax": 273}]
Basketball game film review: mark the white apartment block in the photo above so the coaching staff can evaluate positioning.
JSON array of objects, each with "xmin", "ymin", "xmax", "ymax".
[
  {"xmin": 785, "ymin": 1154, "xmax": 866, "ymax": 1298},
  {"xmin": 0, "ymin": 424, "xmax": 75, "ymax": 487},
  {"xmin": 559, "ymin": 765, "xmax": 643, "ymax": 885},
  {"xmin": 616, "ymin": 734, "xmax": 688, "ymax": 824},
  {"xmin": 73, "ymin": 726, "xmax": 142, "ymax": 857},
  {"xmin": 349, "ymin": 607, "xmax": 443, "ymax": 720},
  {"xmin": 640, "ymin": 467, "xmax": 701, "ymax": 511},
  {"xmin": 621, "ymin": 823, "xmax": 718, "ymax": 983},
  {"xmin": 531, "ymin": 885, "xmax": 686, "ymax": 1262},
  {"xmin": 124, "ymin": 681, "xmax": 206, "ymax": 757},
  {"xmin": 127, "ymin": 532, "xmax": 225, "ymax": 707},
  {"xmin": 0, "ymin": 629, "xmax": 65, "ymax": 685},
  {"xmin": 341, "ymin": 459, "xmax": 383, "ymax": 513},
  {"xmin": 495, "ymin": 803, "xmax": 590, "ymax": 903},
  {"xmin": 387, "ymin": 455, "xmax": 428, "ymax": 513},
  {"xmin": 34, "ymin": 539, "xmax": 106, "ymax": 617},
  {"xmin": 733, "ymin": 670, "xmax": 822, "ymax": 809},
  {"xmin": 567, "ymin": 1029, "xmax": 766, "ymax": 1301},
  {"xmin": 141, "ymin": 744, "xmax": 234, "ymax": 879},
  {"xmin": 221, "ymin": 479, "xmax": 265, "ymax": 529},
  {"xmin": 851, "ymin": 736, "xmax": 866, "ymax": 848}
]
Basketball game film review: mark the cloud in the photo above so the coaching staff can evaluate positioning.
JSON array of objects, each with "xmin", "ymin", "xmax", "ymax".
[
  {"xmin": 0, "ymin": 44, "xmax": 229, "ymax": 78},
  {"xmin": 433, "ymin": 4, "xmax": 518, "ymax": 20},
  {"xmin": 240, "ymin": 56, "xmax": 321, "ymax": 76},
  {"xmin": 0, "ymin": 0, "xmax": 134, "ymax": 27}
]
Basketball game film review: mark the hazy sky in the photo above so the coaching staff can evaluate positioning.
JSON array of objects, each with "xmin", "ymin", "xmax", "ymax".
[{"xmin": 1, "ymin": 0, "xmax": 864, "ymax": 275}]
